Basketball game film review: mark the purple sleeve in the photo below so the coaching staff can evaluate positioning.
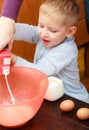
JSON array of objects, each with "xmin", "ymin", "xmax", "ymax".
[{"xmin": 1, "ymin": 0, "xmax": 23, "ymax": 21}]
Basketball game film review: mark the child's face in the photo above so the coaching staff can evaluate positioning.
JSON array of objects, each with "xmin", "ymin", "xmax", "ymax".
[{"xmin": 38, "ymin": 13, "xmax": 70, "ymax": 48}]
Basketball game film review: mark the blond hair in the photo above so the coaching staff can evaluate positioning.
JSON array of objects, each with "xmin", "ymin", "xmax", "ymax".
[{"xmin": 39, "ymin": 0, "xmax": 80, "ymax": 26}]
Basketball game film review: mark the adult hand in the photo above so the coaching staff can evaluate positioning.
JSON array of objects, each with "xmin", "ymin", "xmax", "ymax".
[{"xmin": 0, "ymin": 16, "xmax": 15, "ymax": 50}]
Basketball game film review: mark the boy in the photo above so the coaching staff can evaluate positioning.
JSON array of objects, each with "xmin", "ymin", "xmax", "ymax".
[{"xmin": 11, "ymin": 0, "xmax": 89, "ymax": 103}]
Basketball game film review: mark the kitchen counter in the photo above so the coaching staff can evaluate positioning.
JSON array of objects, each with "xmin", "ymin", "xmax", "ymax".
[{"xmin": 0, "ymin": 94, "xmax": 89, "ymax": 130}]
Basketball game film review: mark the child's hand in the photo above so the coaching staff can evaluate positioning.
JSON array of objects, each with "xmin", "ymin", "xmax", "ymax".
[{"xmin": 11, "ymin": 53, "xmax": 18, "ymax": 66}]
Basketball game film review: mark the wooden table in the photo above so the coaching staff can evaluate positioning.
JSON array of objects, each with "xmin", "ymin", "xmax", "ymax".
[{"xmin": 0, "ymin": 94, "xmax": 89, "ymax": 130}]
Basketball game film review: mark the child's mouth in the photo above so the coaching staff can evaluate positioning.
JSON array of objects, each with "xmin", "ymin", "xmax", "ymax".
[{"xmin": 42, "ymin": 38, "xmax": 49, "ymax": 45}]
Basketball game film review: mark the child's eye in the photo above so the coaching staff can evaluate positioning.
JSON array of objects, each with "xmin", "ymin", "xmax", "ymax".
[
  {"xmin": 50, "ymin": 30, "xmax": 57, "ymax": 33},
  {"xmin": 38, "ymin": 24, "xmax": 44, "ymax": 28}
]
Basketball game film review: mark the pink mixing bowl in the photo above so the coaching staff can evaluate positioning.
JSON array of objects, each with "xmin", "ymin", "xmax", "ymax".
[{"xmin": 0, "ymin": 66, "xmax": 48, "ymax": 128}]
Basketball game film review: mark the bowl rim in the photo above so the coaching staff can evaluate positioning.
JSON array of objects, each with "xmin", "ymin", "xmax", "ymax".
[{"xmin": 0, "ymin": 66, "xmax": 48, "ymax": 106}]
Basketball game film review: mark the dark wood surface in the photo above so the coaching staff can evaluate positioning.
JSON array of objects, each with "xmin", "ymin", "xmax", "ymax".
[{"xmin": 0, "ymin": 94, "xmax": 89, "ymax": 130}]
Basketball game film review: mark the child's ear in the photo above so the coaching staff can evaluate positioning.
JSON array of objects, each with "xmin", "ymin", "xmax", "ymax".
[{"xmin": 66, "ymin": 26, "xmax": 77, "ymax": 37}]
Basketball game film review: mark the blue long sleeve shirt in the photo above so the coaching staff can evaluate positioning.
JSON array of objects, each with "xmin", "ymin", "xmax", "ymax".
[{"xmin": 14, "ymin": 23, "xmax": 89, "ymax": 103}]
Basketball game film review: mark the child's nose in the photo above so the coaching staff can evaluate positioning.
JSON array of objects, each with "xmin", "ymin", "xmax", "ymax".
[{"xmin": 42, "ymin": 28, "xmax": 48, "ymax": 37}]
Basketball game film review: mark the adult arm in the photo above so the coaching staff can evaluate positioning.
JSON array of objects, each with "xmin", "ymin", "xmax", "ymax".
[
  {"xmin": 1, "ymin": 0, "xmax": 23, "ymax": 20},
  {"xmin": 0, "ymin": 0, "xmax": 23, "ymax": 50}
]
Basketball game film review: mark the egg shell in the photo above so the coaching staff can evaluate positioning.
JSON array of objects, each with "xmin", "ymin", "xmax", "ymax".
[
  {"xmin": 76, "ymin": 107, "xmax": 89, "ymax": 120},
  {"xmin": 59, "ymin": 99, "xmax": 75, "ymax": 112}
]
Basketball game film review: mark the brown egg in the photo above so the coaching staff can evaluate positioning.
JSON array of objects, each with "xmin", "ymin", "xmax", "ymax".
[
  {"xmin": 59, "ymin": 99, "xmax": 75, "ymax": 112},
  {"xmin": 76, "ymin": 107, "xmax": 89, "ymax": 120}
]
